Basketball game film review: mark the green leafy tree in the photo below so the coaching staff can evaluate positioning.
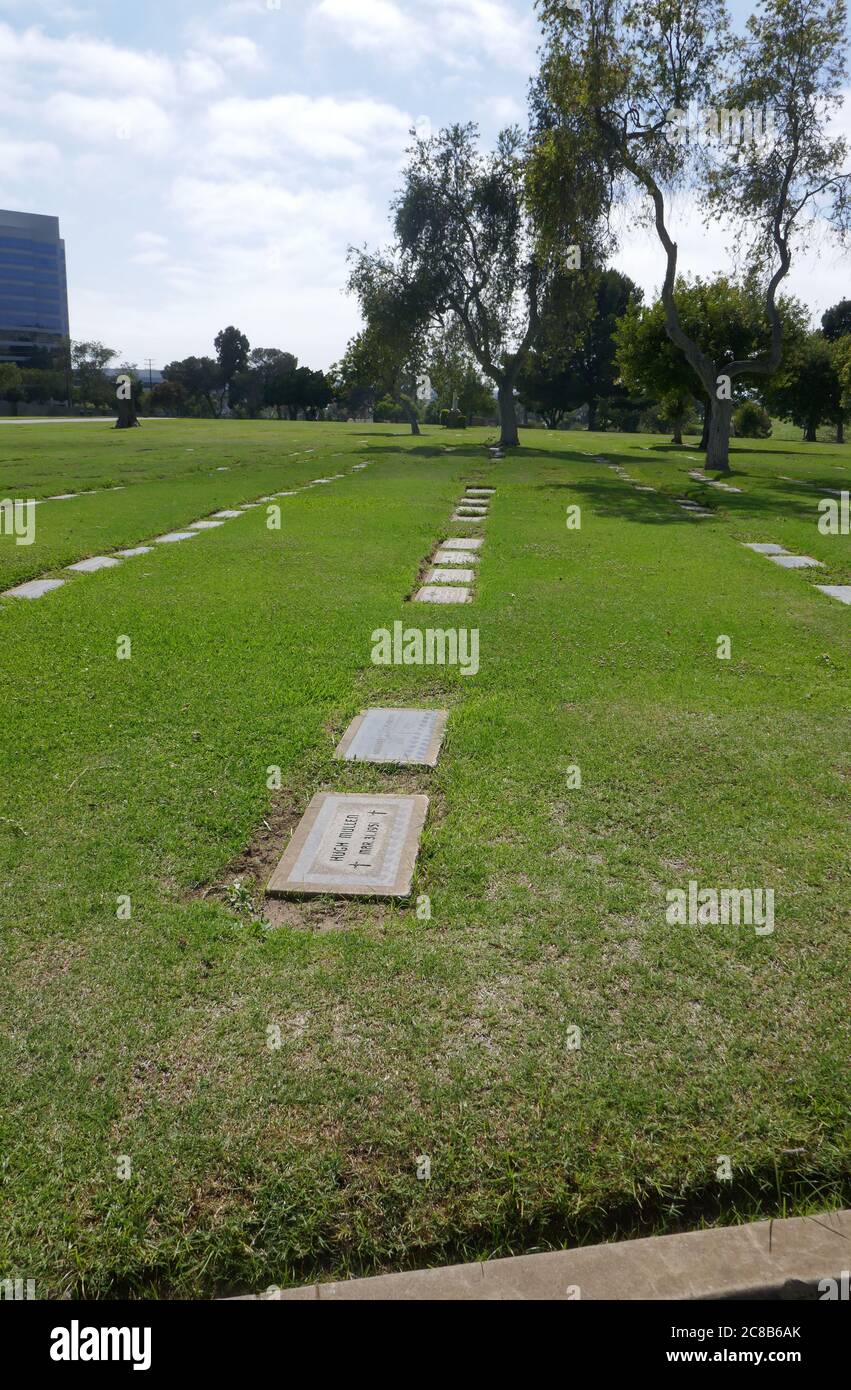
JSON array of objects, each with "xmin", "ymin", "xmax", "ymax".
[
  {"xmin": 346, "ymin": 247, "xmax": 434, "ymax": 434},
  {"xmin": 162, "ymin": 356, "xmax": 223, "ymax": 416},
  {"xmin": 762, "ymin": 331, "xmax": 847, "ymax": 440},
  {"xmin": 521, "ymin": 269, "xmax": 641, "ymax": 430},
  {"xmin": 214, "ymin": 326, "xmax": 250, "ymax": 411},
  {"xmin": 426, "ymin": 319, "xmax": 495, "ymax": 423},
  {"xmin": 536, "ymin": 0, "xmax": 850, "ymax": 471},
  {"xmin": 821, "ymin": 298, "xmax": 851, "ymax": 341},
  {"xmin": 71, "ymin": 340, "xmax": 117, "ymax": 412},
  {"xmin": 149, "ymin": 379, "xmax": 188, "ymax": 415},
  {"xmin": 0, "ymin": 363, "xmax": 25, "ymax": 415},
  {"xmin": 615, "ymin": 275, "xmax": 808, "ymax": 444}
]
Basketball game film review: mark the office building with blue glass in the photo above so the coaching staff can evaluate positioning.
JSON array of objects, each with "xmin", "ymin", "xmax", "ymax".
[{"xmin": 0, "ymin": 209, "xmax": 70, "ymax": 366}]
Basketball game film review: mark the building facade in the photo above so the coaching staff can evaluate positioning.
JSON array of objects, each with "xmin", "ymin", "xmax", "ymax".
[{"xmin": 0, "ymin": 209, "xmax": 70, "ymax": 366}]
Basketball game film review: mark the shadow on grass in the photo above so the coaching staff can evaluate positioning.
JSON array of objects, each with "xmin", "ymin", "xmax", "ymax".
[{"xmin": 537, "ymin": 474, "xmax": 824, "ymax": 527}]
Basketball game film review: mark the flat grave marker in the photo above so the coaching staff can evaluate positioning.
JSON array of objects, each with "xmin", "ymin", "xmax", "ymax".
[
  {"xmin": 815, "ymin": 585, "xmax": 851, "ymax": 605},
  {"xmin": 189, "ymin": 519, "xmax": 225, "ymax": 530},
  {"xmin": 3, "ymin": 578, "xmax": 65, "ymax": 599},
  {"xmin": 154, "ymin": 531, "xmax": 198, "ymax": 544},
  {"xmin": 212, "ymin": 510, "xmax": 243, "ymax": 519},
  {"xmin": 414, "ymin": 585, "xmax": 470, "ymax": 603},
  {"xmin": 334, "ymin": 708, "xmax": 448, "ymax": 767},
  {"xmin": 743, "ymin": 543, "xmax": 788, "ymax": 555},
  {"xmin": 267, "ymin": 791, "xmax": 428, "ymax": 899},
  {"xmin": 433, "ymin": 549, "xmax": 479, "ymax": 565},
  {"xmin": 67, "ymin": 555, "xmax": 121, "ymax": 572},
  {"xmin": 442, "ymin": 537, "xmax": 483, "ymax": 549},
  {"xmin": 426, "ymin": 567, "xmax": 475, "ymax": 584},
  {"xmin": 769, "ymin": 554, "xmax": 823, "ymax": 569},
  {"xmin": 116, "ymin": 546, "xmax": 154, "ymax": 557}
]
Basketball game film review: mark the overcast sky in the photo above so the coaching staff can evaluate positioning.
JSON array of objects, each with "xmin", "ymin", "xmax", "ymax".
[{"xmin": 0, "ymin": 0, "xmax": 848, "ymax": 371}]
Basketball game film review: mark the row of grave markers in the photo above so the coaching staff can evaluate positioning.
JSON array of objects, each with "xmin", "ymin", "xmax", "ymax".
[
  {"xmin": 414, "ymin": 485, "xmax": 494, "ymax": 603},
  {"xmin": 267, "ymin": 478, "xmax": 499, "ymax": 899},
  {"xmin": 604, "ymin": 455, "xmax": 849, "ymax": 602},
  {"xmin": 2, "ymin": 462, "xmax": 371, "ymax": 602}
]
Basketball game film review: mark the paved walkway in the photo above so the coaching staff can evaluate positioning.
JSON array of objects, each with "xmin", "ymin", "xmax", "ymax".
[{"xmin": 236, "ymin": 1210, "xmax": 850, "ymax": 1300}]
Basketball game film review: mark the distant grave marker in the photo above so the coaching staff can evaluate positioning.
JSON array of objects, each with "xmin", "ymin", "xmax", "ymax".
[
  {"xmin": 815, "ymin": 585, "xmax": 851, "ymax": 604},
  {"xmin": 3, "ymin": 578, "xmax": 65, "ymax": 599},
  {"xmin": 769, "ymin": 554, "xmax": 823, "ymax": 569},
  {"xmin": 442, "ymin": 538, "xmax": 483, "ymax": 549},
  {"xmin": 335, "ymin": 708, "xmax": 448, "ymax": 767},
  {"xmin": 154, "ymin": 531, "xmax": 198, "ymax": 543},
  {"xmin": 414, "ymin": 585, "xmax": 470, "ymax": 603},
  {"xmin": 67, "ymin": 556, "xmax": 121, "ymax": 572},
  {"xmin": 426, "ymin": 567, "xmax": 475, "ymax": 584},
  {"xmin": 433, "ymin": 549, "xmax": 479, "ymax": 565},
  {"xmin": 267, "ymin": 792, "xmax": 428, "ymax": 899}
]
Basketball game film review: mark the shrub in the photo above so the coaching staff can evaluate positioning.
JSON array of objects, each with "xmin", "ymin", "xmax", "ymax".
[{"xmin": 733, "ymin": 401, "xmax": 772, "ymax": 438}]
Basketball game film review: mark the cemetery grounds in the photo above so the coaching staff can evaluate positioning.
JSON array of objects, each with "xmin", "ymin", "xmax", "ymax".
[{"xmin": 0, "ymin": 418, "xmax": 848, "ymax": 1297}]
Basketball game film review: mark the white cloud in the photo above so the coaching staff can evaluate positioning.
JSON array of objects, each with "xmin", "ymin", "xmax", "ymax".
[
  {"xmin": 0, "ymin": 22, "xmax": 175, "ymax": 99},
  {"xmin": 311, "ymin": 0, "xmax": 536, "ymax": 73},
  {"xmin": 199, "ymin": 34, "xmax": 264, "ymax": 70},
  {"xmin": 43, "ymin": 93, "xmax": 174, "ymax": 153},
  {"xmin": 0, "ymin": 134, "xmax": 60, "ymax": 178},
  {"xmin": 204, "ymin": 93, "xmax": 411, "ymax": 165}
]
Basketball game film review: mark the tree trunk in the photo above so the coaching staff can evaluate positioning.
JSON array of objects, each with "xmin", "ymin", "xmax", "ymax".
[
  {"xmin": 587, "ymin": 398, "xmax": 597, "ymax": 431},
  {"xmin": 837, "ymin": 420, "xmax": 845, "ymax": 444},
  {"xmin": 114, "ymin": 398, "xmax": 140, "ymax": 429},
  {"xmin": 699, "ymin": 400, "xmax": 710, "ymax": 451},
  {"xmin": 705, "ymin": 397, "xmax": 733, "ymax": 472},
  {"xmin": 399, "ymin": 394, "xmax": 420, "ymax": 435},
  {"xmin": 671, "ymin": 416, "xmax": 684, "ymax": 445},
  {"xmin": 498, "ymin": 379, "xmax": 519, "ymax": 447},
  {"xmin": 804, "ymin": 420, "xmax": 817, "ymax": 442}
]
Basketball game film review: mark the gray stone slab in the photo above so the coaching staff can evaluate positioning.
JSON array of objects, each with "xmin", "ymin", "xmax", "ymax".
[
  {"xmin": 49, "ymin": 492, "xmax": 77, "ymax": 500},
  {"xmin": 456, "ymin": 503, "xmax": 488, "ymax": 512},
  {"xmin": 432, "ymin": 549, "xmax": 479, "ymax": 566},
  {"xmin": 267, "ymin": 791, "xmax": 428, "ymax": 899},
  {"xmin": 743, "ymin": 542, "xmax": 788, "ymax": 555},
  {"xmin": 815, "ymin": 584, "xmax": 851, "ymax": 604},
  {"xmin": 274, "ymin": 491, "xmax": 298, "ymax": 497},
  {"xmin": 635, "ymin": 485, "xmax": 656, "ymax": 492},
  {"xmin": 414, "ymin": 585, "xmax": 470, "ymax": 603},
  {"xmin": 425, "ymin": 567, "xmax": 475, "ymax": 584},
  {"xmin": 465, "ymin": 488, "xmax": 495, "ymax": 496},
  {"xmin": 67, "ymin": 555, "xmax": 121, "ymax": 572},
  {"xmin": 3, "ymin": 577, "xmax": 65, "ymax": 599},
  {"xmin": 116, "ymin": 546, "xmax": 154, "ymax": 557},
  {"xmin": 258, "ymin": 1208, "xmax": 851, "ymax": 1302},
  {"xmin": 442, "ymin": 537, "xmax": 483, "ymax": 549},
  {"xmin": 335, "ymin": 708, "xmax": 448, "ymax": 766},
  {"xmin": 769, "ymin": 554, "xmax": 823, "ymax": 568},
  {"xmin": 452, "ymin": 512, "xmax": 484, "ymax": 522},
  {"xmin": 154, "ymin": 531, "xmax": 199, "ymax": 543},
  {"xmin": 212, "ymin": 509, "xmax": 243, "ymax": 518},
  {"xmin": 189, "ymin": 519, "xmax": 225, "ymax": 529}
]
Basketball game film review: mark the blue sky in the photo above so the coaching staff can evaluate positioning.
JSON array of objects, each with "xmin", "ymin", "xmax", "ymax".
[{"xmin": 0, "ymin": 0, "xmax": 847, "ymax": 370}]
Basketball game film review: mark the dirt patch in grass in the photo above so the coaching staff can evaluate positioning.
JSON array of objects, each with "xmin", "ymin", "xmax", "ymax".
[{"xmin": 189, "ymin": 766, "xmax": 443, "ymax": 934}]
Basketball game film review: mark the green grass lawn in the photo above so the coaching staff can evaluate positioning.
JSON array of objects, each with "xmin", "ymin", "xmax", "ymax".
[{"xmin": 1, "ymin": 420, "xmax": 849, "ymax": 1297}]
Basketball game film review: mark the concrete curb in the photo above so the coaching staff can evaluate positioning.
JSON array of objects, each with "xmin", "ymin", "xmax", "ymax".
[{"xmin": 238, "ymin": 1210, "xmax": 850, "ymax": 1301}]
